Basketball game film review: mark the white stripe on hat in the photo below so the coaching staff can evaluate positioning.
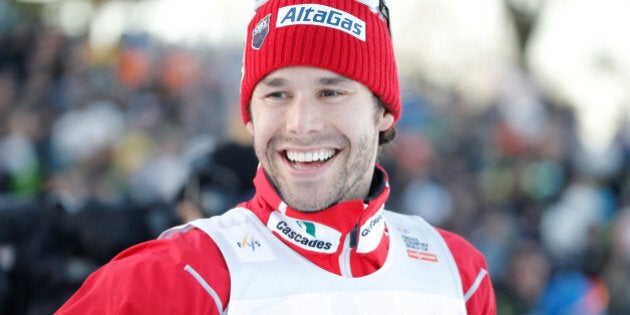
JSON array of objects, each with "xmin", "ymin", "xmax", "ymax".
[
  {"xmin": 355, "ymin": 0, "xmax": 380, "ymax": 12},
  {"xmin": 253, "ymin": 0, "xmax": 270, "ymax": 11}
]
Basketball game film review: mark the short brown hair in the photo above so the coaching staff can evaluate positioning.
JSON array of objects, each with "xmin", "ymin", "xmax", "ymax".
[{"xmin": 375, "ymin": 97, "xmax": 397, "ymax": 146}]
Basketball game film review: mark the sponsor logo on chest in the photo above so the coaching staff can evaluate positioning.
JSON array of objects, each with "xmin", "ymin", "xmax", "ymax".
[
  {"xmin": 398, "ymin": 227, "xmax": 439, "ymax": 263},
  {"xmin": 237, "ymin": 235, "xmax": 261, "ymax": 251},
  {"xmin": 220, "ymin": 224, "xmax": 276, "ymax": 262},
  {"xmin": 276, "ymin": 4, "xmax": 366, "ymax": 41}
]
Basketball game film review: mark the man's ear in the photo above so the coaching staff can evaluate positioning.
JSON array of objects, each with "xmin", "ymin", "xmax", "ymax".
[
  {"xmin": 378, "ymin": 112, "xmax": 395, "ymax": 132},
  {"xmin": 246, "ymin": 121, "xmax": 254, "ymax": 135}
]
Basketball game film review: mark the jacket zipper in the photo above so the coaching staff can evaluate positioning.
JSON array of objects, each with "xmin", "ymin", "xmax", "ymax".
[{"xmin": 339, "ymin": 223, "xmax": 359, "ymax": 277}]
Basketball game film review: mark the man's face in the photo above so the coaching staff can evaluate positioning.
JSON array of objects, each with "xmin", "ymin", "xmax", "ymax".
[{"xmin": 247, "ymin": 66, "xmax": 394, "ymax": 212}]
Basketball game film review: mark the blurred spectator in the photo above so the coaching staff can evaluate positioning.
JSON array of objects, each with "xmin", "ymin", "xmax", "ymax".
[
  {"xmin": 175, "ymin": 140, "xmax": 257, "ymax": 223},
  {"xmin": 603, "ymin": 207, "xmax": 630, "ymax": 314},
  {"xmin": 469, "ymin": 210, "xmax": 518, "ymax": 288},
  {"xmin": 537, "ymin": 270, "xmax": 609, "ymax": 315},
  {"xmin": 494, "ymin": 241, "xmax": 552, "ymax": 314},
  {"xmin": 49, "ymin": 99, "xmax": 125, "ymax": 170},
  {"xmin": 540, "ymin": 179, "xmax": 614, "ymax": 266},
  {"xmin": 0, "ymin": 191, "xmax": 176, "ymax": 315},
  {"xmin": 129, "ymin": 125, "xmax": 187, "ymax": 204},
  {"xmin": 0, "ymin": 107, "xmax": 41, "ymax": 195},
  {"xmin": 388, "ymin": 130, "xmax": 454, "ymax": 226}
]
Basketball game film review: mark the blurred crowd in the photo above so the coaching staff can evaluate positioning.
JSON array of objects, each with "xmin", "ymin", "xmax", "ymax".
[{"xmin": 1, "ymin": 10, "xmax": 629, "ymax": 315}]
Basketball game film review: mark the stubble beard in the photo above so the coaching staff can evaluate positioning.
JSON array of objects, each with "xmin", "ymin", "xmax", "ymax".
[{"xmin": 256, "ymin": 133, "xmax": 378, "ymax": 212}]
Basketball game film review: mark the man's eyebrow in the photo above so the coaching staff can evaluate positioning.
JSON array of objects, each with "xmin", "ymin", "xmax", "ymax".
[
  {"xmin": 260, "ymin": 75, "xmax": 350, "ymax": 87},
  {"xmin": 318, "ymin": 76, "xmax": 350, "ymax": 86},
  {"xmin": 260, "ymin": 77, "xmax": 287, "ymax": 87}
]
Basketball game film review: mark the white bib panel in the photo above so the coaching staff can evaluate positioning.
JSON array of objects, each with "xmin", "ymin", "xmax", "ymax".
[{"xmin": 190, "ymin": 208, "xmax": 466, "ymax": 315}]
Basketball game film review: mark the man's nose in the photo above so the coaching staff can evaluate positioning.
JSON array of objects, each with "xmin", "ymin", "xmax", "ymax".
[{"xmin": 285, "ymin": 95, "xmax": 324, "ymax": 136}]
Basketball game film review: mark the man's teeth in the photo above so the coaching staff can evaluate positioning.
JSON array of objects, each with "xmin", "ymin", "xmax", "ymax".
[{"xmin": 287, "ymin": 149, "xmax": 335, "ymax": 162}]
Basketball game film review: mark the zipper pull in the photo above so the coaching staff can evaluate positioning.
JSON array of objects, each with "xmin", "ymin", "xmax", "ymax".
[{"xmin": 349, "ymin": 223, "xmax": 359, "ymax": 248}]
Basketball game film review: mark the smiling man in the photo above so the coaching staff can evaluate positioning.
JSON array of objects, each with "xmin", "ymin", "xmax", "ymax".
[
  {"xmin": 57, "ymin": 0, "xmax": 496, "ymax": 314},
  {"xmin": 249, "ymin": 67, "xmax": 393, "ymax": 211}
]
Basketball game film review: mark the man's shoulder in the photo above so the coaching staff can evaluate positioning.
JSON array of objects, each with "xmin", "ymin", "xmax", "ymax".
[
  {"xmin": 56, "ymin": 227, "xmax": 229, "ymax": 314},
  {"xmin": 435, "ymin": 228, "xmax": 485, "ymax": 264},
  {"xmin": 434, "ymin": 227, "xmax": 491, "ymax": 294},
  {"xmin": 385, "ymin": 211, "xmax": 487, "ymax": 268},
  {"xmin": 111, "ymin": 226, "xmax": 220, "ymax": 267},
  {"xmin": 436, "ymin": 228, "xmax": 496, "ymax": 314},
  {"xmin": 385, "ymin": 211, "xmax": 485, "ymax": 264}
]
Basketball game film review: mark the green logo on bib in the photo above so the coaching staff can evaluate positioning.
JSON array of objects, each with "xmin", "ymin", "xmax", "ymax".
[{"xmin": 296, "ymin": 220, "xmax": 317, "ymax": 237}]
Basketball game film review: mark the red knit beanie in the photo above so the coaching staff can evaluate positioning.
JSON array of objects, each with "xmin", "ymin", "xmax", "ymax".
[{"xmin": 240, "ymin": 0, "xmax": 401, "ymax": 125}]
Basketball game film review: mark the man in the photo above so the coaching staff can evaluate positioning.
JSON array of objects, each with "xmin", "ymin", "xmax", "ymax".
[{"xmin": 56, "ymin": 0, "xmax": 496, "ymax": 314}]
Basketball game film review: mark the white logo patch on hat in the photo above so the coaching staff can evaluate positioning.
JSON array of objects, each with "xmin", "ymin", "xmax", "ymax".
[{"xmin": 277, "ymin": 4, "xmax": 366, "ymax": 41}]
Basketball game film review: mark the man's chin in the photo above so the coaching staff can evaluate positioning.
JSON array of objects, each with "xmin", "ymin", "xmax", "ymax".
[{"xmin": 281, "ymin": 188, "xmax": 337, "ymax": 212}]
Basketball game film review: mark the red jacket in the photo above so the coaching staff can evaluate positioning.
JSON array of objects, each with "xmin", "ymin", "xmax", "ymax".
[{"xmin": 57, "ymin": 166, "xmax": 496, "ymax": 314}]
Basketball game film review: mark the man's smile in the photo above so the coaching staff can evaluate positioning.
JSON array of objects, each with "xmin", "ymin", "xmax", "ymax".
[{"xmin": 283, "ymin": 148, "xmax": 339, "ymax": 170}]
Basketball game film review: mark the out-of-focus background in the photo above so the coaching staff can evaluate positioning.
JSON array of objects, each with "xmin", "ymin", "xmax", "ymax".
[{"xmin": 0, "ymin": 0, "xmax": 628, "ymax": 314}]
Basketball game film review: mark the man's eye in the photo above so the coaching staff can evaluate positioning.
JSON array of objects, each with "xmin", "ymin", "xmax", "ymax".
[
  {"xmin": 266, "ymin": 91, "xmax": 288, "ymax": 98},
  {"xmin": 321, "ymin": 90, "xmax": 341, "ymax": 97}
]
